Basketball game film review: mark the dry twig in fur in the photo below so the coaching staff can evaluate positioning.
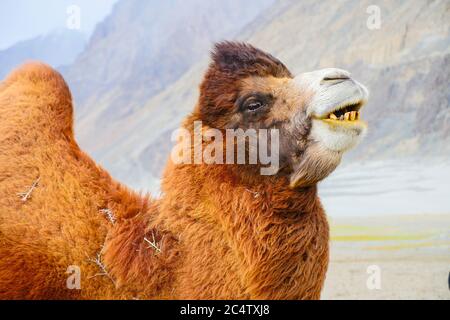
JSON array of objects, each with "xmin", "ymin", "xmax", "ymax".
[
  {"xmin": 17, "ymin": 177, "xmax": 41, "ymax": 202},
  {"xmin": 99, "ymin": 208, "xmax": 116, "ymax": 224},
  {"xmin": 144, "ymin": 231, "xmax": 162, "ymax": 253},
  {"xmin": 245, "ymin": 188, "xmax": 260, "ymax": 198},
  {"xmin": 86, "ymin": 252, "xmax": 116, "ymax": 285}
]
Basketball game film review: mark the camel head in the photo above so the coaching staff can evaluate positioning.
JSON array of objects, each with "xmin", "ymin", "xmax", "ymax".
[{"xmin": 193, "ymin": 41, "xmax": 368, "ymax": 188}]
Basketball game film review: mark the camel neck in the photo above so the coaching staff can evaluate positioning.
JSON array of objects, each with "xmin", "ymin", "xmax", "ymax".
[
  {"xmin": 160, "ymin": 163, "xmax": 321, "ymax": 221},
  {"xmin": 155, "ymin": 163, "xmax": 329, "ymax": 299},
  {"xmin": 103, "ymin": 163, "xmax": 328, "ymax": 299}
]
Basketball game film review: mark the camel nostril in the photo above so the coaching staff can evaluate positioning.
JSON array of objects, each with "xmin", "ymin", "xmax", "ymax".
[
  {"xmin": 321, "ymin": 75, "xmax": 350, "ymax": 86},
  {"xmin": 323, "ymin": 76, "xmax": 350, "ymax": 81},
  {"xmin": 322, "ymin": 69, "xmax": 351, "ymax": 83}
]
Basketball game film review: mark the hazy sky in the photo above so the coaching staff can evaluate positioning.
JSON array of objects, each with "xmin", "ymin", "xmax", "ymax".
[{"xmin": 0, "ymin": 0, "xmax": 118, "ymax": 50}]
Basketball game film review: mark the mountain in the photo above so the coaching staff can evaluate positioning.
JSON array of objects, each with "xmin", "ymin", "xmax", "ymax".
[
  {"xmin": 64, "ymin": 0, "xmax": 450, "ymax": 191},
  {"xmin": 63, "ymin": 0, "xmax": 275, "ymax": 153},
  {"xmin": 242, "ymin": 0, "xmax": 450, "ymax": 160},
  {"xmin": 0, "ymin": 29, "xmax": 87, "ymax": 80}
]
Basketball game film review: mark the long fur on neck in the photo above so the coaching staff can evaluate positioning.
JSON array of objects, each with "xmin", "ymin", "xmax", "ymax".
[{"xmin": 104, "ymin": 162, "xmax": 329, "ymax": 299}]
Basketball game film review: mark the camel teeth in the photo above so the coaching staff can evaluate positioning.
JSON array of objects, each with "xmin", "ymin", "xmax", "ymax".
[
  {"xmin": 326, "ymin": 110, "xmax": 361, "ymax": 122},
  {"xmin": 344, "ymin": 112, "xmax": 350, "ymax": 121}
]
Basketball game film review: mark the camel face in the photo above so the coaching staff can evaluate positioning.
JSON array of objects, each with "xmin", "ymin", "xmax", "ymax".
[
  {"xmin": 196, "ymin": 42, "xmax": 368, "ymax": 188},
  {"xmin": 287, "ymin": 68, "xmax": 369, "ymax": 187}
]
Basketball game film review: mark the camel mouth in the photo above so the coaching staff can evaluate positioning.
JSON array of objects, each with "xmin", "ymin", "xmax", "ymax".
[
  {"xmin": 314, "ymin": 100, "xmax": 365, "ymax": 124},
  {"xmin": 309, "ymin": 97, "xmax": 368, "ymax": 154}
]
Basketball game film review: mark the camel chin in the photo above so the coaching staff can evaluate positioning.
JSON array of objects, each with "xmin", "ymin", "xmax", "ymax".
[{"xmin": 311, "ymin": 118, "xmax": 367, "ymax": 153}]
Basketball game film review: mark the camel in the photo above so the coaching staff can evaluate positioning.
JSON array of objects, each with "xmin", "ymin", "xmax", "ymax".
[{"xmin": 0, "ymin": 42, "xmax": 368, "ymax": 299}]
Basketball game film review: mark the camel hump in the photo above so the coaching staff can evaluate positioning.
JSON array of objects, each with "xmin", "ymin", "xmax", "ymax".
[{"xmin": 0, "ymin": 61, "xmax": 75, "ymax": 141}]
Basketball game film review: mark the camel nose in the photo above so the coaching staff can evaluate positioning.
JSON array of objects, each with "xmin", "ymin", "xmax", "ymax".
[
  {"xmin": 293, "ymin": 68, "xmax": 369, "ymax": 118},
  {"xmin": 293, "ymin": 68, "xmax": 353, "ymax": 89},
  {"xmin": 320, "ymin": 68, "xmax": 351, "ymax": 85},
  {"xmin": 312, "ymin": 68, "xmax": 352, "ymax": 86}
]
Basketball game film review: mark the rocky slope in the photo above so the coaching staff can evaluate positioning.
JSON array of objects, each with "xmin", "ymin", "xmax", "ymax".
[
  {"xmin": 63, "ymin": 0, "xmax": 274, "ymax": 154},
  {"xmin": 64, "ymin": 0, "xmax": 450, "ymax": 190},
  {"xmin": 243, "ymin": 0, "xmax": 450, "ymax": 160}
]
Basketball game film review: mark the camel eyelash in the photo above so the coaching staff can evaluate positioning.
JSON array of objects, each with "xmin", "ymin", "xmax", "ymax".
[{"xmin": 237, "ymin": 92, "xmax": 273, "ymax": 113}]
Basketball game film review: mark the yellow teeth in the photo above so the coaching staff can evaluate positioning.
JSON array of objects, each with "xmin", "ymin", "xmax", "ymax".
[{"xmin": 327, "ymin": 111, "xmax": 361, "ymax": 121}]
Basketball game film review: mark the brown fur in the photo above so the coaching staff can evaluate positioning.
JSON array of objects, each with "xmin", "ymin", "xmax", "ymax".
[{"xmin": 0, "ymin": 43, "xmax": 329, "ymax": 299}]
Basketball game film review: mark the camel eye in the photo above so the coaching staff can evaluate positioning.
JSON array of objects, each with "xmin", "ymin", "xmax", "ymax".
[
  {"xmin": 246, "ymin": 101, "xmax": 263, "ymax": 111},
  {"xmin": 237, "ymin": 93, "xmax": 272, "ymax": 113}
]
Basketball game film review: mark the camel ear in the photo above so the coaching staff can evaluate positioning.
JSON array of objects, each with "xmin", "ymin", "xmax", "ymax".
[
  {"xmin": 211, "ymin": 41, "xmax": 293, "ymax": 78},
  {"xmin": 212, "ymin": 41, "xmax": 261, "ymax": 72}
]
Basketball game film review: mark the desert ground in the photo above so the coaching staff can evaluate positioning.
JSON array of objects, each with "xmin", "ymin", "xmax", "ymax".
[
  {"xmin": 319, "ymin": 159, "xmax": 450, "ymax": 299},
  {"xmin": 322, "ymin": 214, "xmax": 450, "ymax": 299}
]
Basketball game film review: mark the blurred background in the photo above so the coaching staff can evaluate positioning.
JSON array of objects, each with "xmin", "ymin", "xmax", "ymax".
[{"xmin": 1, "ymin": 0, "xmax": 449, "ymax": 299}]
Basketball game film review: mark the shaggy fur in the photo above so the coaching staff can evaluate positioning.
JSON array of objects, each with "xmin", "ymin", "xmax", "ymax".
[{"xmin": 0, "ymin": 43, "xmax": 330, "ymax": 299}]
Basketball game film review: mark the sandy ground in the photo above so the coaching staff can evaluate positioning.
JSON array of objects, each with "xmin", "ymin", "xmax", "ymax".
[{"xmin": 322, "ymin": 214, "xmax": 450, "ymax": 300}]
